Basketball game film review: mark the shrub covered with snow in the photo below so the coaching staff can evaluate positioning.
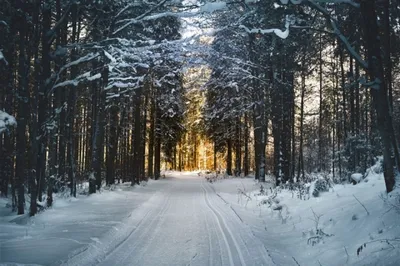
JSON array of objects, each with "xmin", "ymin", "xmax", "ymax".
[
  {"xmin": 312, "ymin": 179, "xmax": 331, "ymax": 197},
  {"xmin": 351, "ymin": 173, "xmax": 363, "ymax": 184}
]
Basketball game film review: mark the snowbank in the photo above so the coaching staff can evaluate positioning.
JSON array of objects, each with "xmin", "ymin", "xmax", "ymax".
[{"xmin": 212, "ymin": 170, "xmax": 400, "ymax": 265}]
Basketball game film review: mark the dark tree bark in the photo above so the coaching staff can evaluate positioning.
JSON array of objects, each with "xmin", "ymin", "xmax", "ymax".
[
  {"xmin": 148, "ymin": 88, "xmax": 155, "ymax": 178},
  {"xmin": 243, "ymin": 113, "xmax": 249, "ymax": 177},
  {"xmin": 318, "ymin": 33, "xmax": 324, "ymax": 172},
  {"xmin": 106, "ymin": 105, "xmax": 119, "ymax": 186},
  {"xmin": 154, "ymin": 107, "xmax": 161, "ymax": 180},
  {"xmin": 297, "ymin": 56, "xmax": 306, "ymax": 181},
  {"xmin": 234, "ymin": 117, "xmax": 241, "ymax": 176},
  {"xmin": 133, "ymin": 87, "xmax": 143, "ymax": 184},
  {"xmin": 360, "ymin": 0, "xmax": 399, "ymax": 192},
  {"xmin": 15, "ymin": 9, "xmax": 29, "ymax": 214},
  {"xmin": 226, "ymin": 138, "xmax": 232, "ymax": 176}
]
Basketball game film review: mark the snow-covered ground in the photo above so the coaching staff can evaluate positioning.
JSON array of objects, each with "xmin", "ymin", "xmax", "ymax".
[
  {"xmin": 212, "ymin": 170, "xmax": 400, "ymax": 266},
  {"xmin": 0, "ymin": 179, "xmax": 169, "ymax": 265},
  {"xmin": 0, "ymin": 173, "xmax": 272, "ymax": 266},
  {"xmin": 1, "ymin": 169, "xmax": 399, "ymax": 266}
]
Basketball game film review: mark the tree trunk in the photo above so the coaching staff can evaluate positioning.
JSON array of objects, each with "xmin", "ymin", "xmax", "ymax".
[
  {"xmin": 133, "ymin": 87, "xmax": 143, "ymax": 184},
  {"xmin": 235, "ymin": 117, "xmax": 241, "ymax": 176},
  {"xmin": 148, "ymin": 89, "xmax": 155, "ymax": 178},
  {"xmin": 154, "ymin": 107, "xmax": 161, "ymax": 180},
  {"xmin": 297, "ymin": 56, "xmax": 306, "ymax": 180},
  {"xmin": 360, "ymin": 0, "xmax": 398, "ymax": 192},
  {"xmin": 243, "ymin": 113, "xmax": 249, "ymax": 177},
  {"xmin": 226, "ymin": 138, "xmax": 232, "ymax": 176},
  {"xmin": 15, "ymin": 10, "xmax": 28, "ymax": 214},
  {"xmin": 106, "ymin": 106, "xmax": 119, "ymax": 186}
]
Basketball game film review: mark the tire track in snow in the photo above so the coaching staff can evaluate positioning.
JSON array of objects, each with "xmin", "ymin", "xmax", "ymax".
[
  {"xmin": 201, "ymin": 181, "xmax": 247, "ymax": 266},
  {"xmin": 62, "ymin": 206, "xmax": 154, "ymax": 266},
  {"xmin": 205, "ymin": 182, "xmax": 274, "ymax": 265},
  {"xmin": 128, "ymin": 191, "xmax": 173, "ymax": 265},
  {"xmin": 63, "ymin": 184, "xmax": 174, "ymax": 266},
  {"xmin": 201, "ymin": 186, "xmax": 219, "ymax": 266},
  {"xmin": 100, "ymin": 188, "xmax": 173, "ymax": 265}
]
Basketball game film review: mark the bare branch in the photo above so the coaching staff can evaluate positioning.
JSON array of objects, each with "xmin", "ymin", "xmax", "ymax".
[{"xmin": 353, "ymin": 194, "xmax": 370, "ymax": 215}]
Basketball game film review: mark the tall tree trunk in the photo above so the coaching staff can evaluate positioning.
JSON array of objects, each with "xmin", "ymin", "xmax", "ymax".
[
  {"xmin": 148, "ymin": 87, "xmax": 155, "ymax": 178},
  {"xmin": 67, "ymin": 3, "xmax": 79, "ymax": 197},
  {"xmin": 360, "ymin": 0, "xmax": 399, "ymax": 192},
  {"xmin": 318, "ymin": 33, "xmax": 323, "ymax": 172},
  {"xmin": 298, "ymin": 56, "xmax": 306, "ymax": 180},
  {"xmin": 154, "ymin": 107, "xmax": 161, "ymax": 180},
  {"xmin": 36, "ymin": 2, "xmax": 52, "ymax": 205},
  {"xmin": 15, "ymin": 10, "xmax": 28, "ymax": 214},
  {"xmin": 243, "ymin": 113, "xmax": 249, "ymax": 177},
  {"xmin": 133, "ymin": 87, "xmax": 143, "ymax": 184},
  {"xmin": 226, "ymin": 138, "xmax": 232, "ymax": 176},
  {"xmin": 235, "ymin": 117, "xmax": 241, "ymax": 176},
  {"xmin": 142, "ymin": 91, "xmax": 148, "ymax": 180},
  {"xmin": 106, "ymin": 106, "xmax": 119, "ymax": 186}
]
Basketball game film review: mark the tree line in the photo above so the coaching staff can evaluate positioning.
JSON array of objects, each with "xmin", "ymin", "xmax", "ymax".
[
  {"xmin": 202, "ymin": 0, "xmax": 400, "ymax": 192},
  {"xmin": 0, "ymin": 0, "xmax": 186, "ymax": 216}
]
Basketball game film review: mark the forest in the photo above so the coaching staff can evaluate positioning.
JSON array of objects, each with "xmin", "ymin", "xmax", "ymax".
[{"xmin": 0, "ymin": 0, "xmax": 399, "ymax": 217}]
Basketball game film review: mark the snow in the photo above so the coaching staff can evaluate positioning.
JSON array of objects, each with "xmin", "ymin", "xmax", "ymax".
[
  {"xmin": 351, "ymin": 173, "xmax": 363, "ymax": 183},
  {"xmin": 240, "ymin": 15, "xmax": 292, "ymax": 39},
  {"xmin": 0, "ymin": 110, "xmax": 17, "ymax": 133},
  {"xmin": 0, "ymin": 181, "xmax": 163, "ymax": 265},
  {"xmin": 211, "ymin": 168, "xmax": 400, "ymax": 266},
  {"xmin": 0, "ymin": 50, "xmax": 8, "ymax": 65},
  {"xmin": 200, "ymin": 2, "xmax": 227, "ymax": 13},
  {"xmin": 1, "ymin": 169, "xmax": 399, "ymax": 265},
  {"xmin": 104, "ymin": 50, "xmax": 117, "ymax": 63},
  {"xmin": 0, "ymin": 174, "xmax": 272, "ymax": 265}
]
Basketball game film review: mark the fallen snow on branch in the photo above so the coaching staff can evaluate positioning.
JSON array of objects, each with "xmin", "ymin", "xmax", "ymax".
[
  {"xmin": 280, "ymin": 0, "xmax": 359, "ymax": 7},
  {"xmin": 0, "ymin": 50, "xmax": 8, "ymax": 65},
  {"xmin": 200, "ymin": 1, "xmax": 227, "ymax": 13},
  {"xmin": 240, "ymin": 15, "xmax": 292, "ymax": 39},
  {"xmin": 0, "ymin": 110, "xmax": 17, "ymax": 133},
  {"xmin": 53, "ymin": 71, "xmax": 102, "ymax": 89}
]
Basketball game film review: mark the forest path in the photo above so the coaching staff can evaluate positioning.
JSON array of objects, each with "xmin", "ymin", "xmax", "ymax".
[
  {"xmin": 64, "ymin": 172, "xmax": 272, "ymax": 266},
  {"xmin": 0, "ymin": 172, "xmax": 272, "ymax": 266}
]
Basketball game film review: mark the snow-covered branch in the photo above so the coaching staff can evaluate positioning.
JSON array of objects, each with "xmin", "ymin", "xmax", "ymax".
[
  {"xmin": 0, "ymin": 110, "xmax": 17, "ymax": 134},
  {"xmin": 53, "ymin": 72, "xmax": 101, "ymax": 89},
  {"xmin": 306, "ymin": 0, "xmax": 367, "ymax": 69},
  {"xmin": 279, "ymin": 0, "xmax": 359, "ymax": 8},
  {"xmin": 51, "ymin": 52, "xmax": 101, "ymax": 91},
  {"xmin": 239, "ymin": 15, "xmax": 291, "ymax": 39},
  {"xmin": 0, "ymin": 50, "xmax": 8, "ymax": 65},
  {"xmin": 275, "ymin": 0, "xmax": 367, "ymax": 68},
  {"xmin": 113, "ymin": 1, "xmax": 228, "ymax": 35}
]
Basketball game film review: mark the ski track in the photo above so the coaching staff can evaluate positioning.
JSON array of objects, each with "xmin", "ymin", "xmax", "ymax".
[
  {"xmin": 204, "ymin": 181, "xmax": 273, "ymax": 265},
  {"xmin": 11, "ymin": 173, "xmax": 275, "ymax": 266},
  {"xmin": 98, "ymin": 187, "xmax": 173, "ymax": 266},
  {"xmin": 201, "ymin": 200, "xmax": 214, "ymax": 266},
  {"xmin": 125, "ymin": 192, "xmax": 172, "ymax": 265},
  {"xmin": 201, "ymin": 181, "xmax": 245, "ymax": 266}
]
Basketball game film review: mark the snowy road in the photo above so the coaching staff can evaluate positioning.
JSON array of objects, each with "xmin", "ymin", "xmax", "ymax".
[{"xmin": 64, "ymin": 173, "xmax": 272, "ymax": 266}]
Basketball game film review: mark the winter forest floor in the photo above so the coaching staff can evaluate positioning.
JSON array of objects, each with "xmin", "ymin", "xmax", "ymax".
[{"xmin": 1, "ymin": 171, "xmax": 400, "ymax": 266}]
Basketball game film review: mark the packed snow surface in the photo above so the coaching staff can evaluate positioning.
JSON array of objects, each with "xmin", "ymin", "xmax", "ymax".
[
  {"xmin": 0, "ymin": 173, "xmax": 272, "ymax": 265},
  {"xmin": 1, "ymin": 170, "xmax": 399, "ymax": 266}
]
